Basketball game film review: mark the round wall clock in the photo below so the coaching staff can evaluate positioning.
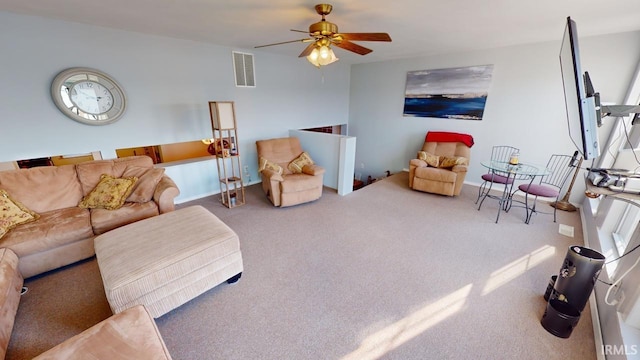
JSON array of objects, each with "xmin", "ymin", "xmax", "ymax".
[{"xmin": 51, "ymin": 67, "xmax": 127, "ymax": 125}]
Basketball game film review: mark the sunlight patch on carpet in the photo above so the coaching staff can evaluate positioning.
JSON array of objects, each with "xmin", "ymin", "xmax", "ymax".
[
  {"xmin": 481, "ymin": 245, "xmax": 555, "ymax": 296},
  {"xmin": 341, "ymin": 284, "xmax": 473, "ymax": 360}
]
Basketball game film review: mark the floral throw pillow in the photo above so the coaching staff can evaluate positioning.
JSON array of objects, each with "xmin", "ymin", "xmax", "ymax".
[
  {"xmin": 259, "ymin": 157, "xmax": 283, "ymax": 175},
  {"xmin": 78, "ymin": 174, "xmax": 138, "ymax": 210},
  {"xmin": 288, "ymin": 152, "xmax": 314, "ymax": 174},
  {"xmin": 0, "ymin": 189, "xmax": 40, "ymax": 239}
]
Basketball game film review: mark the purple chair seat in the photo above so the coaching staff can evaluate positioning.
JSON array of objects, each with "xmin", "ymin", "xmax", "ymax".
[
  {"xmin": 481, "ymin": 173, "xmax": 514, "ymax": 184},
  {"xmin": 518, "ymin": 183, "xmax": 559, "ymax": 198}
]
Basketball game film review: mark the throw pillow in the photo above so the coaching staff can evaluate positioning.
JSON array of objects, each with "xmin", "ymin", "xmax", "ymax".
[
  {"xmin": 258, "ymin": 157, "xmax": 283, "ymax": 175},
  {"xmin": 78, "ymin": 174, "xmax": 138, "ymax": 210},
  {"xmin": 288, "ymin": 152, "xmax": 314, "ymax": 174},
  {"xmin": 122, "ymin": 166, "xmax": 165, "ymax": 203},
  {"xmin": 438, "ymin": 156, "xmax": 468, "ymax": 168},
  {"xmin": 0, "ymin": 189, "xmax": 40, "ymax": 239},
  {"xmin": 417, "ymin": 151, "xmax": 440, "ymax": 168}
]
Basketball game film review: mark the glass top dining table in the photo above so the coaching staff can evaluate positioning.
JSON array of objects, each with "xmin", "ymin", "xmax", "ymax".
[
  {"xmin": 478, "ymin": 160, "xmax": 551, "ymax": 223},
  {"xmin": 481, "ymin": 161, "xmax": 550, "ymax": 177}
]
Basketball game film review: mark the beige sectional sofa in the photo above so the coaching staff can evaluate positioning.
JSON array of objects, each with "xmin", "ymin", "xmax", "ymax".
[
  {"xmin": 0, "ymin": 249, "xmax": 21, "ymax": 360},
  {"xmin": 0, "ymin": 155, "xmax": 180, "ymax": 278},
  {"xmin": 0, "ymin": 155, "xmax": 180, "ymax": 358}
]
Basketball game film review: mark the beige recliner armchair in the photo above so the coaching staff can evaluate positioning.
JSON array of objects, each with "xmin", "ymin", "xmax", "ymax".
[
  {"xmin": 256, "ymin": 137, "xmax": 325, "ymax": 207},
  {"xmin": 409, "ymin": 131, "xmax": 473, "ymax": 196}
]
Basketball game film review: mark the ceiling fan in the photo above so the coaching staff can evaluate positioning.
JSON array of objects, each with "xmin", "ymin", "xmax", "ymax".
[{"xmin": 254, "ymin": 4, "xmax": 392, "ymax": 66}]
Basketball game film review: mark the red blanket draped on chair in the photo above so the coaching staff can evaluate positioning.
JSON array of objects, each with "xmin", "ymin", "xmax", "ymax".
[{"xmin": 425, "ymin": 131, "xmax": 475, "ymax": 147}]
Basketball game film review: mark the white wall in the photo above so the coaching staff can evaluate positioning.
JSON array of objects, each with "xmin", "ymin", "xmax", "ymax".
[
  {"xmin": 348, "ymin": 30, "xmax": 640, "ymax": 204},
  {"xmin": 0, "ymin": 12, "xmax": 351, "ymax": 202}
]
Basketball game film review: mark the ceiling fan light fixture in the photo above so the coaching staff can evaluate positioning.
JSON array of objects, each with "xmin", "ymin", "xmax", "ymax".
[
  {"xmin": 307, "ymin": 48, "xmax": 320, "ymax": 62},
  {"xmin": 307, "ymin": 45, "xmax": 338, "ymax": 67},
  {"xmin": 319, "ymin": 45, "xmax": 330, "ymax": 59}
]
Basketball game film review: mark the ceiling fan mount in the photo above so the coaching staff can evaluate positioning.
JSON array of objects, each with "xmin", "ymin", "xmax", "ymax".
[
  {"xmin": 314, "ymin": 3, "xmax": 333, "ymax": 17},
  {"xmin": 254, "ymin": 3, "xmax": 392, "ymax": 62},
  {"xmin": 309, "ymin": 4, "xmax": 338, "ymax": 36}
]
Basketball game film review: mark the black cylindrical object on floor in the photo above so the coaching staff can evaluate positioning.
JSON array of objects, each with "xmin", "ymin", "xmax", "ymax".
[
  {"xmin": 552, "ymin": 246, "xmax": 605, "ymax": 312},
  {"xmin": 541, "ymin": 299, "xmax": 581, "ymax": 338}
]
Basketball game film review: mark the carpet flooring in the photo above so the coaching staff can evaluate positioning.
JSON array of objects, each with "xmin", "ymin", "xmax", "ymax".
[{"xmin": 8, "ymin": 172, "xmax": 596, "ymax": 359}]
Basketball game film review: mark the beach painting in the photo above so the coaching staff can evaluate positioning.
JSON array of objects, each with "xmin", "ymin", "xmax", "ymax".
[{"xmin": 403, "ymin": 65, "xmax": 494, "ymax": 120}]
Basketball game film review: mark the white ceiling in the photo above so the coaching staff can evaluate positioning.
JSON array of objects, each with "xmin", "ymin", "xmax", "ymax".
[{"xmin": 2, "ymin": 0, "xmax": 640, "ymax": 64}]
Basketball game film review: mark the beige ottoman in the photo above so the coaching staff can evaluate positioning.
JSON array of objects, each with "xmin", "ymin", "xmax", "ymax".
[{"xmin": 94, "ymin": 205, "xmax": 243, "ymax": 318}]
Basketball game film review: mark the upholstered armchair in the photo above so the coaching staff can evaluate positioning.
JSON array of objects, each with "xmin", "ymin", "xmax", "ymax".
[
  {"xmin": 409, "ymin": 131, "xmax": 474, "ymax": 196},
  {"xmin": 256, "ymin": 137, "xmax": 325, "ymax": 207}
]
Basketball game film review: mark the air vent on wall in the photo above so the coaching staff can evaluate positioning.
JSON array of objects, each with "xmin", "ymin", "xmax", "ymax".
[{"xmin": 232, "ymin": 52, "xmax": 255, "ymax": 87}]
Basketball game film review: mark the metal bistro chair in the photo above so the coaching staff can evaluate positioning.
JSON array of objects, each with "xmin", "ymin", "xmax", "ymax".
[
  {"xmin": 510, "ymin": 154, "xmax": 577, "ymax": 224},
  {"xmin": 475, "ymin": 145, "xmax": 520, "ymax": 205}
]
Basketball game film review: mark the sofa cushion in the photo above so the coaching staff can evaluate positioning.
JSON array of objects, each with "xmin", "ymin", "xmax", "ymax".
[
  {"xmin": 76, "ymin": 161, "xmax": 119, "ymax": 197},
  {"xmin": 123, "ymin": 166, "xmax": 165, "ymax": 203},
  {"xmin": 414, "ymin": 166, "xmax": 457, "ymax": 182},
  {"xmin": 90, "ymin": 202, "xmax": 160, "ymax": 235},
  {"xmin": 79, "ymin": 175, "xmax": 138, "ymax": 210},
  {"xmin": 75, "ymin": 156, "xmax": 154, "ymax": 197},
  {"xmin": 287, "ymin": 152, "xmax": 314, "ymax": 174},
  {"xmin": 112, "ymin": 156, "xmax": 154, "ymax": 176},
  {"xmin": 0, "ymin": 207, "xmax": 93, "ymax": 256},
  {"xmin": 0, "ymin": 189, "xmax": 40, "ymax": 240},
  {"xmin": 0, "ymin": 164, "xmax": 83, "ymax": 213}
]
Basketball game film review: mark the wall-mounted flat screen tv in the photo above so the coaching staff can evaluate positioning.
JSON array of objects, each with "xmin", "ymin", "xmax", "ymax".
[{"xmin": 560, "ymin": 16, "xmax": 601, "ymax": 160}]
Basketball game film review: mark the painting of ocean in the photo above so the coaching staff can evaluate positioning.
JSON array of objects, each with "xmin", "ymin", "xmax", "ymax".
[{"xmin": 403, "ymin": 65, "xmax": 494, "ymax": 120}]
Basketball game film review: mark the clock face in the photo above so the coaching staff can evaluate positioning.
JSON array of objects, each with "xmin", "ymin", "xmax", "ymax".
[
  {"xmin": 51, "ymin": 67, "xmax": 126, "ymax": 125},
  {"xmin": 70, "ymin": 81, "xmax": 114, "ymax": 115}
]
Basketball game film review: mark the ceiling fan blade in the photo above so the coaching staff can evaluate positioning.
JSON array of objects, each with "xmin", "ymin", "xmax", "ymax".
[
  {"xmin": 298, "ymin": 43, "xmax": 317, "ymax": 58},
  {"xmin": 255, "ymin": 38, "xmax": 310, "ymax": 48},
  {"xmin": 290, "ymin": 29, "xmax": 310, "ymax": 34},
  {"xmin": 333, "ymin": 40, "xmax": 372, "ymax": 55},
  {"xmin": 338, "ymin": 33, "xmax": 392, "ymax": 42}
]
